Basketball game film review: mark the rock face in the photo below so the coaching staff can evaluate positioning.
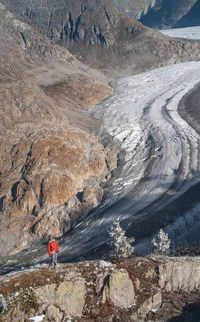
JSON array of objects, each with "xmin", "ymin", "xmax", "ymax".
[
  {"xmin": 35, "ymin": 272, "xmax": 86, "ymax": 318},
  {"xmin": 2, "ymin": 0, "xmax": 200, "ymax": 78},
  {"xmin": 158, "ymin": 258, "xmax": 200, "ymax": 291},
  {"xmin": 0, "ymin": 4, "xmax": 115, "ymax": 256},
  {"xmin": 1, "ymin": 126, "xmax": 114, "ymax": 255},
  {"xmin": 135, "ymin": 291, "xmax": 162, "ymax": 321},
  {"xmin": 1, "ymin": 257, "xmax": 200, "ymax": 321}
]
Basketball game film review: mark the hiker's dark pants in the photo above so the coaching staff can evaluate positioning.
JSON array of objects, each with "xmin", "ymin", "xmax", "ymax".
[{"xmin": 49, "ymin": 252, "xmax": 57, "ymax": 268}]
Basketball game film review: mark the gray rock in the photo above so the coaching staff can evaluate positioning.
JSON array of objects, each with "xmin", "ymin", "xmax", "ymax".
[
  {"xmin": 44, "ymin": 304, "xmax": 63, "ymax": 322},
  {"xmin": 138, "ymin": 291, "xmax": 162, "ymax": 315},
  {"xmin": 35, "ymin": 272, "xmax": 86, "ymax": 318},
  {"xmin": 158, "ymin": 259, "xmax": 200, "ymax": 291},
  {"xmin": 102, "ymin": 269, "xmax": 135, "ymax": 308}
]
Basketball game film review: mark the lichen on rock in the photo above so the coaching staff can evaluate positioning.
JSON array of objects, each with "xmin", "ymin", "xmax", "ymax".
[
  {"xmin": 35, "ymin": 271, "xmax": 86, "ymax": 318},
  {"xmin": 102, "ymin": 269, "xmax": 135, "ymax": 308}
]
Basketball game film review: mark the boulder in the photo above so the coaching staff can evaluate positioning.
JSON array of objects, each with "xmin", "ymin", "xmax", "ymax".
[
  {"xmin": 102, "ymin": 269, "xmax": 135, "ymax": 308},
  {"xmin": 138, "ymin": 291, "xmax": 162, "ymax": 314},
  {"xmin": 44, "ymin": 304, "xmax": 63, "ymax": 322},
  {"xmin": 35, "ymin": 272, "xmax": 86, "ymax": 318}
]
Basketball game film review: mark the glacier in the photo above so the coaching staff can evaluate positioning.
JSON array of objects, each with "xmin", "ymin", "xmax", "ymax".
[
  {"xmin": 2, "ymin": 27, "xmax": 200, "ymax": 273},
  {"xmin": 54, "ymin": 60, "xmax": 200, "ymax": 261}
]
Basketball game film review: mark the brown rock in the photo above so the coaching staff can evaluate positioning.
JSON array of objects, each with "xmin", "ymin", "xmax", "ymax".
[
  {"xmin": 0, "ymin": 5, "xmax": 116, "ymax": 255},
  {"xmin": 1, "ymin": 126, "xmax": 116, "ymax": 251},
  {"xmin": 105, "ymin": 150, "xmax": 118, "ymax": 172}
]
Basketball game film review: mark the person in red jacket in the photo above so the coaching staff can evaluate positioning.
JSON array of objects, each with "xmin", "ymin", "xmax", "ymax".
[{"xmin": 48, "ymin": 235, "xmax": 59, "ymax": 270}]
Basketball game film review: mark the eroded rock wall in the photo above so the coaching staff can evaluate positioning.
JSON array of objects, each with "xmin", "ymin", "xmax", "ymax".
[{"xmin": 158, "ymin": 258, "xmax": 200, "ymax": 291}]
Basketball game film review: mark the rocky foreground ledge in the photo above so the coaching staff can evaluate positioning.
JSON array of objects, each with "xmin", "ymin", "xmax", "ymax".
[{"xmin": 0, "ymin": 256, "xmax": 200, "ymax": 321}]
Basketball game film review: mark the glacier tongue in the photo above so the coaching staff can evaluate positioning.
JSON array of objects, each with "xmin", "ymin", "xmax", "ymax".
[
  {"xmin": 94, "ymin": 62, "xmax": 200, "ymax": 208},
  {"xmin": 56, "ymin": 61, "xmax": 200, "ymax": 258}
]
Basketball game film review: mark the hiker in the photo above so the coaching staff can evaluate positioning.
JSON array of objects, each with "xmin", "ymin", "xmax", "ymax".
[{"xmin": 48, "ymin": 235, "xmax": 59, "ymax": 269}]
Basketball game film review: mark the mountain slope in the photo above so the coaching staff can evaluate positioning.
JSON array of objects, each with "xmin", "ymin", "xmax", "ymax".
[
  {"xmin": 0, "ymin": 3, "xmax": 115, "ymax": 256},
  {"xmin": 2, "ymin": 0, "xmax": 200, "ymax": 78},
  {"xmin": 112, "ymin": 0, "xmax": 156, "ymax": 19},
  {"xmin": 139, "ymin": 0, "xmax": 200, "ymax": 29},
  {"xmin": 175, "ymin": 0, "xmax": 200, "ymax": 28},
  {"xmin": 112, "ymin": 0, "xmax": 200, "ymax": 29}
]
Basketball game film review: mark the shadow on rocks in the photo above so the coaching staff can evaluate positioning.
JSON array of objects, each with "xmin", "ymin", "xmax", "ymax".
[{"xmin": 168, "ymin": 303, "xmax": 200, "ymax": 322}]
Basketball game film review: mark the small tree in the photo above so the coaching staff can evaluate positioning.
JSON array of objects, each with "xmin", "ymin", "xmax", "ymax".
[
  {"xmin": 151, "ymin": 228, "xmax": 171, "ymax": 254},
  {"xmin": 108, "ymin": 218, "xmax": 135, "ymax": 260}
]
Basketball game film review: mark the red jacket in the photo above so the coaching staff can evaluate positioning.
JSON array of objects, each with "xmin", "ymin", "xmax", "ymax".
[{"xmin": 48, "ymin": 239, "xmax": 59, "ymax": 256}]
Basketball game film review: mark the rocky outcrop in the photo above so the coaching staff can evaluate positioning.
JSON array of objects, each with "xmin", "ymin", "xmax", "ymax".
[
  {"xmin": 158, "ymin": 258, "xmax": 200, "ymax": 291},
  {"xmin": 102, "ymin": 269, "xmax": 135, "ymax": 307},
  {"xmin": 0, "ymin": 4, "xmax": 115, "ymax": 256},
  {"xmin": 0, "ymin": 257, "xmax": 200, "ymax": 321},
  {"xmin": 132, "ymin": 291, "xmax": 162, "ymax": 321},
  {"xmin": 1, "ymin": 125, "xmax": 116, "ymax": 256},
  {"xmin": 35, "ymin": 271, "xmax": 86, "ymax": 318},
  {"xmin": 2, "ymin": 0, "xmax": 200, "ymax": 78}
]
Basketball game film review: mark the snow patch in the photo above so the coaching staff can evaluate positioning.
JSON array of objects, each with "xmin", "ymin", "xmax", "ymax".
[
  {"xmin": 28, "ymin": 314, "xmax": 45, "ymax": 322},
  {"xmin": 99, "ymin": 260, "xmax": 113, "ymax": 267}
]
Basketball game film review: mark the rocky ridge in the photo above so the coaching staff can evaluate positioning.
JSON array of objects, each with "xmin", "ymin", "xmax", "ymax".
[
  {"xmin": 0, "ymin": 256, "xmax": 200, "ymax": 321},
  {"xmin": 0, "ymin": 3, "xmax": 116, "ymax": 256},
  {"xmin": 2, "ymin": 0, "xmax": 200, "ymax": 78}
]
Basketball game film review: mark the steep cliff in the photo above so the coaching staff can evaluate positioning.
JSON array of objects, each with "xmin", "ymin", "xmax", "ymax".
[
  {"xmin": 2, "ymin": 0, "xmax": 200, "ymax": 78},
  {"xmin": 0, "ymin": 256, "xmax": 200, "ymax": 321},
  {"xmin": 0, "ymin": 4, "xmax": 116, "ymax": 256}
]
